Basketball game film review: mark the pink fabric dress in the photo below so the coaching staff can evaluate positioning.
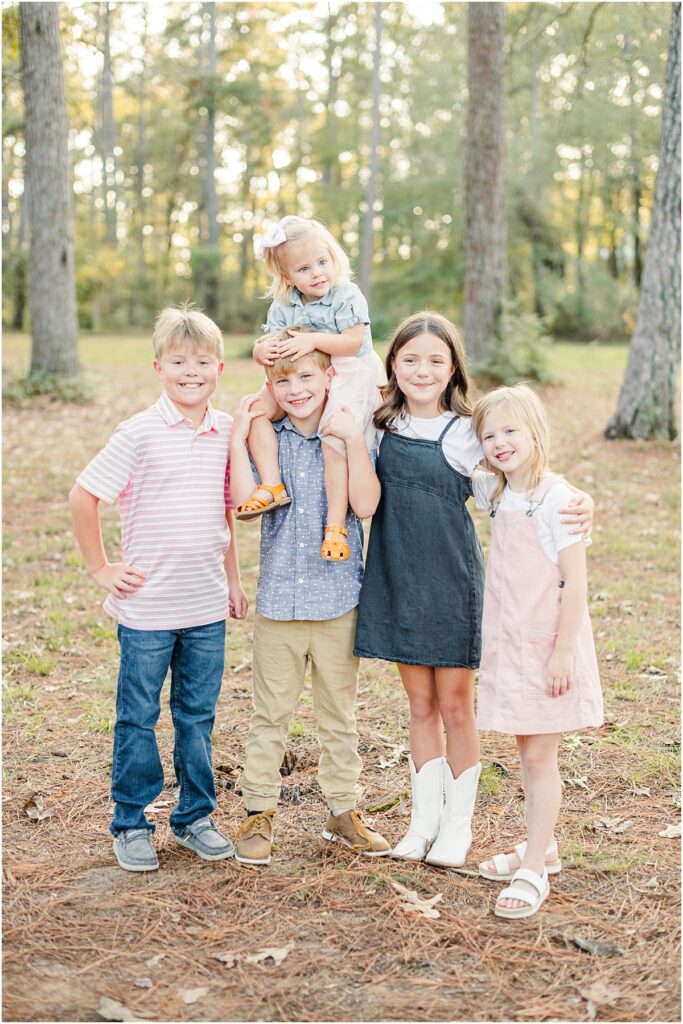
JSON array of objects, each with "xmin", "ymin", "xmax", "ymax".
[
  {"xmin": 477, "ymin": 480, "xmax": 603, "ymax": 735},
  {"xmin": 319, "ymin": 351, "xmax": 387, "ymax": 456}
]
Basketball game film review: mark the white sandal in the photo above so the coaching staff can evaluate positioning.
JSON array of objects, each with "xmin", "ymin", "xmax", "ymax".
[
  {"xmin": 479, "ymin": 839, "xmax": 561, "ymax": 881},
  {"xmin": 494, "ymin": 867, "xmax": 549, "ymax": 920}
]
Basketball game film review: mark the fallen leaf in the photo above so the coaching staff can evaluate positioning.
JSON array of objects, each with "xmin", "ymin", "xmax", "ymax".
[
  {"xmin": 565, "ymin": 775, "xmax": 588, "ymax": 789},
  {"xmin": 211, "ymin": 952, "xmax": 238, "ymax": 967},
  {"xmin": 178, "ymin": 987, "xmax": 210, "ymax": 1005},
  {"xmin": 573, "ymin": 936, "xmax": 624, "ymax": 957},
  {"xmin": 644, "ymin": 876, "xmax": 659, "ymax": 889},
  {"xmin": 133, "ymin": 977, "xmax": 152, "ymax": 989},
  {"xmin": 391, "ymin": 881, "xmax": 443, "ymax": 920},
  {"xmin": 579, "ymin": 979, "xmax": 621, "ymax": 1006},
  {"xmin": 658, "ymin": 822, "xmax": 681, "ymax": 839},
  {"xmin": 632, "ymin": 786, "xmax": 651, "ymax": 797},
  {"xmin": 143, "ymin": 801, "xmax": 170, "ymax": 814},
  {"xmin": 144, "ymin": 953, "xmax": 165, "ymax": 968},
  {"xmin": 378, "ymin": 744, "xmax": 408, "ymax": 769},
  {"xmin": 245, "ymin": 943, "xmax": 294, "ymax": 966},
  {"xmin": 97, "ymin": 996, "xmax": 143, "ymax": 1022},
  {"xmin": 231, "ymin": 658, "xmax": 251, "ymax": 673},
  {"xmin": 23, "ymin": 795, "xmax": 52, "ymax": 822}
]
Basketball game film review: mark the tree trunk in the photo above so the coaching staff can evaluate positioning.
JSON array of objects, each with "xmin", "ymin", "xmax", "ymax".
[
  {"xmin": 20, "ymin": 2, "xmax": 79, "ymax": 376},
  {"xmin": 203, "ymin": 1, "xmax": 219, "ymax": 319},
  {"xmin": 464, "ymin": 2, "xmax": 507, "ymax": 363},
  {"xmin": 358, "ymin": 3, "xmax": 382, "ymax": 301},
  {"xmin": 100, "ymin": 2, "xmax": 117, "ymax": 246},
  {"xmin": 605, "ymin": 3, "xmax": 680, "ymax": 441}
]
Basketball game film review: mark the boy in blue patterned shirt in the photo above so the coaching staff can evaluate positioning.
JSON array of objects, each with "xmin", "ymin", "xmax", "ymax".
[{"xmin": 228, "ymin": 349, "xmax": 391, "ymax": 864}]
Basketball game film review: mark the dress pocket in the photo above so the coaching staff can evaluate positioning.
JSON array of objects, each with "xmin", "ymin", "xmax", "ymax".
[{"xmin": 521, "ymin": 627, "xmax": 559, "ymax": 700}]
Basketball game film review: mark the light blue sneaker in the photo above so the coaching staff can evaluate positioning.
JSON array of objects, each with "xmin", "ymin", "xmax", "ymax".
[
  {"xmin": 113, "ymin": 829, "xmax": 159, "ymax": 872},
  {"xmin": 174, "ymin": 817, "xmax": 235, "ymax": 861}
]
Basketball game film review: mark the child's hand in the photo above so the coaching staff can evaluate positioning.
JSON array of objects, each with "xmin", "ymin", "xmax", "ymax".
[
  {"xmin": 232, "ymin": 394, "xmax": 266, "ymax": 444},
  {"xmin": 276, "ymin": 330, "xmax": 317, "ymax": 361},
  {"xmin": 547, "ymin": 648, "xmax": 573, "ymax": 696},
  {"xmin": 228, "ymin": 584, "xmax": 249, "ymax": 620},
  {"xmin": 560, "ymin": 491, "xmax": 594, "ymax": 538},
  {"xmin": 93, "ymin": 561, "xmax": 146, "ymax": 600},
  {"xmin": 322, "ymin": 406, "xmax": 362, "ymax": 444},
  {"xmin": 253, "ymin": 333, "xmax": 281, "ymax": 366}
]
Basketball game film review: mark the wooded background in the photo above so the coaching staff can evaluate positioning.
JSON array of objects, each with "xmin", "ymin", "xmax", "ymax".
[{"xmin": 2, "ymin": 2, "xmax": 672, "ymax": 341}]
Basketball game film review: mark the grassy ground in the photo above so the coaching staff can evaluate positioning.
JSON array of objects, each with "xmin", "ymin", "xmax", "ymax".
[{"xmin": 2, "ymin": 332, "xmax": 680, "ymax": 1023}]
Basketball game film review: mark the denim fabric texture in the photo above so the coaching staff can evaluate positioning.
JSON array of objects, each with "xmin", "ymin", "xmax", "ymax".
[
  {"xmin": 110, "ymin": 619, "xmax": 225, "ymax": 836},
  {"xmin": 262, "ymin": 282, "xmax": 373, "ymax": 357}
]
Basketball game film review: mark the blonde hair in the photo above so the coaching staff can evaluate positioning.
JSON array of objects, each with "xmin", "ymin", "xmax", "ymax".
[
  {"xmin": 153, "ymin": 303, "xmax": 224, "ymax": 359},
  {"xmin": 262, "ymin": 217, "xmax": 351, "ymax": 300},
  {"xmin": 472, "ymin": 383, "xmax": 551, "ymax": 505},
  {"xmin": 374, "ymin": 311, "xmax": 474, "ymax": 432}
]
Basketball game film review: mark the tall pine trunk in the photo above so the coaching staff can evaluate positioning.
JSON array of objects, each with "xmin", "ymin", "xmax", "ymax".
[
  {"xmin": 20, "ymin": 2, "xmax": 79, "ymax": 376},
  {"xmin": 464, "ymin": 2, "xmax": 507, "ymax": 363},
  {"xmin": 605, "ymin": 3, "xmax": 680, "ymax": 441},
  {"xmin": 359, "ymin": 3, "xmax": 382, "ymax": 302}
]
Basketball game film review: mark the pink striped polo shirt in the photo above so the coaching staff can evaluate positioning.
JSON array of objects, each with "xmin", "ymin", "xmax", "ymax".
[{"xmin": 77, "ymin": 391, "xmax": 234, "ymax": 631}]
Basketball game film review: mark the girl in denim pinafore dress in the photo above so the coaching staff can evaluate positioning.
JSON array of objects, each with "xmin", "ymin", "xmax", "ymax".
[
  {"xmin": 471, "ymin": 383, "xmax": 603, "ymax": 920},
  {"xmin": 354, "ymin": 312, "xmax": 486, "ymax": 871}
]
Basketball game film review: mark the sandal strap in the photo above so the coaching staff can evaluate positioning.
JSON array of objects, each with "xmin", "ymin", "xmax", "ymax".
[
  {"xmin": 238, "ymin": 483, "xmax": 287, "ymax": 513},
  {"xmin": 510, "ymin": 867, "xmax": 548, "ymax": 895},
  {"xmin": 258, "ymin": 483, "xmax": 287, "ymax": 499},
  {"xmin": 324, "ymin": 524, "xmax": 349, "ymax": 537},
  {"xmin": 493, "ymin": 853, "xmax": 512, "ymax": 874},
  {"xmin": 497, "ymin": 884, "xmax": 538, "ymax": 909}
]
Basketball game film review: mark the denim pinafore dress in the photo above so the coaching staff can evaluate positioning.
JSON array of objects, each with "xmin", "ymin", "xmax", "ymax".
[{"xmin": 354, "ymin": 418, "xmax": 484, "ymax": 668}]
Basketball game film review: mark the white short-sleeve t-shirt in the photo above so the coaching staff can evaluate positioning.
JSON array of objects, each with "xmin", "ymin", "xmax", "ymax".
[
  {"xmin": 471, "ymin": 470, "xmax": 589, "ymax": 565},
  {"xmin": 379, "ymin": 412, "xmax": 483, "ymax": 477}
]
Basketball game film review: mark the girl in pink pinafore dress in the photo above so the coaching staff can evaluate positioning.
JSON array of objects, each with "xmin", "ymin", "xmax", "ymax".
[{"xmin": 471, "ymin": 384, "xmax": 603, "ymax": 921}]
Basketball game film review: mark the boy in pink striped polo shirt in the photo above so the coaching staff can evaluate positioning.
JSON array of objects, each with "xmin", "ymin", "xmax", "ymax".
[{"xmin": 70, "ymin": 305, "xmax": 248, "ymax": 873}]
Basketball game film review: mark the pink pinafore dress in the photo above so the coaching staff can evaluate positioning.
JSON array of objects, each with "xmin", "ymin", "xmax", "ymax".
[{"xmin": 477, "ymin": 479, "xmax": 603, "ymax": 735}]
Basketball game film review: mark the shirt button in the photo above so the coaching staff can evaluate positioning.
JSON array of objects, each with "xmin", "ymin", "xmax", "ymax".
[
  {"xmin": 299, "ymin": 543, "xmax": 305, "ymax": 548},
  {"xmin": 298, "ymin": 508, "xmax": 304, "ymax": 513},
  {"xmin": 298, "ymin": 578, "xmax": 304, "ymax": 584},
  {"xmin": 299, "ymin": 472, "xmax": 305, "ymax": 477}
]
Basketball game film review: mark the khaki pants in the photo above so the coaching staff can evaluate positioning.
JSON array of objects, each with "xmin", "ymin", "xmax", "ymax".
[{"xmin": 240, "ymin": 609, "xmax": 362, "ymax": 811}]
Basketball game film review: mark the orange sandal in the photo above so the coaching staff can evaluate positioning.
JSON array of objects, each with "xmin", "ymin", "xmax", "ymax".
[
  {"xmin": 235, "ymin": 483, "xmax": 292, "ymax": 522},
  {"xmin": 321, "ymin": 525, "xmax": 350, "ymax": 562}
]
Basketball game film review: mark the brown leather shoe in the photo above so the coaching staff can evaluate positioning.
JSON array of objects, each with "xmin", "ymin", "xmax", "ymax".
[
  {"xmin": 234, "ymin": 810, "xmax": 274, "ymax": 865},
  {"xmin": 321, "ymin": 810, "xmax": 391, "ymax": 856}
]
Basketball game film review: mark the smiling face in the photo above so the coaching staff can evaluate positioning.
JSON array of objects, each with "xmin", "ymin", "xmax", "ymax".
[
  {"xmin": 391, "ymin": 331, "xmax": 456, "ymax": 418},
  {"xmin": 154, "ymin": 345, "xmax": 224, "ymax": 426},
  {"xmin": 283, "ymin": 237, "xmax": 336, "ymax": 302},
  {"xmin": 267, "ymin": 356, "xmax": 334, "ymax": 431},
  {"xmin": 480, "ymin": 407, "xmax": 535, "ymax": 491}
]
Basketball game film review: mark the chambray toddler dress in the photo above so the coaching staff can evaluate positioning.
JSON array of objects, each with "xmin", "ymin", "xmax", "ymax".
[
  {"xmin": 354, "ymin": 417, "xmax": 484, "ymax": 668},
  {"xmin": 477, "ymin": 478, "xmax": 604, "ymax": 735}
]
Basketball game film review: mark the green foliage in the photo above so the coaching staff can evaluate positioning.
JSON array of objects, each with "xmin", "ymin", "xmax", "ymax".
[
  {"xmin": 475, "ymin": 306, "xmax": 554, "ymax": 385},
  {"xmin": 2, "ymin": 369, "xmax": 94, "ymax": 407}
]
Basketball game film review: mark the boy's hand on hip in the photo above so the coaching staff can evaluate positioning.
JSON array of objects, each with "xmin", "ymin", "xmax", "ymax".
[
  {"xmin": 92, "ymin": 562, "xmax": 146, "ymax": 600},
  {"xmin": 547, "ymin": 649, "xmax": 572, "ymax": 696},
  {"xmin": 228, "ymin": 584, "xmax": 249, "ymax": 620}
]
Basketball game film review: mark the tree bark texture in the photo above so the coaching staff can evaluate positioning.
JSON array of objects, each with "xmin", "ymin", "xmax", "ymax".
[
  {"xmin": 20, "ymin": 2, "xmax": 80, "ymax": 376},
  {"xmin": 359, "ymin": 3, "xmax": 382, "ymax": 301},
  {"xmin": 99, "ymin": 3, "xmax": 117, "ymax": 246},
  {"xmin": 605, "ymin": 2, "xmax": 680, "ymax": 441},
  {"xmin": 464, "ymin": 2, "xmax": 507, "ymax": 363}
]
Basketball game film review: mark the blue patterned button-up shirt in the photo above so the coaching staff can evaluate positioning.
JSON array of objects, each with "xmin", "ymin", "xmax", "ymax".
[
  {"xmin": 255, "ymin": 417, "xmax": 367, "ymax": 621},
  {"xmin": 262, "ymin": 282, "xmax": 373, "ymax": 358}
]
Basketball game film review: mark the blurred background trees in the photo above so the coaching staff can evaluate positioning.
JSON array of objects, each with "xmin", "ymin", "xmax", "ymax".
[{"xmin": 2, "ymin": 1, "xmax": 674, "ymax": 349}]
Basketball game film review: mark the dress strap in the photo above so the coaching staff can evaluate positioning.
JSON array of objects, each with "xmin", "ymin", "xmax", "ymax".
[
  {"xmin": 437, "ymin": 415, "xmax": 459, "ymax": 443},
  {"xmin": 526, "ymin": 475, "xmax": 564, "ymax": 517}
]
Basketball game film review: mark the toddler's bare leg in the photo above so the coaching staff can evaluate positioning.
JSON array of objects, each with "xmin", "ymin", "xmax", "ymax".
[
  {"xmin": 322, "ymin": 441, "xmax": 348, "ymax": 527},
  {"xmin": 239, "ymin": 387, "xmax": 289, "ymax": 514}
]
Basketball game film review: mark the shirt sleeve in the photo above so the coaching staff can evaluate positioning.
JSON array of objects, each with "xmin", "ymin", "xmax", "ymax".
[
  {"xmin": 262, "ymin": 300, "xmax": 289, "ymax": 335},
  {"xmin": 471, "ymin": 468, "xmax": 497, "ymax": 510},
  {"xmin": 76, "ymin": 425, "xmax": 138, "ymax": 505},
  {"xmin": 332, "ymin": 284, "xmax": 370, "ymax": 333},
  {"xmin": 543, "ymin": 483, "xmax": 591, "ymax": 556}
]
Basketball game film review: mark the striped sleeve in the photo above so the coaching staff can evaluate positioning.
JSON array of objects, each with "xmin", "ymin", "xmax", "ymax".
[
  {"xmin": 76, "ymin": 424, "xmax": 138, "ymax": 505},
  {"xmin": 224, "ymin": 460, "xmax": 235, "ymax": 511}
]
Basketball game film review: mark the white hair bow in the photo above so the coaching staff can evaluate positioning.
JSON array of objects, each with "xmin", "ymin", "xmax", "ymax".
[{"xmin": 256, "ymin": 216, "xmax": 300, "ymax": 259}]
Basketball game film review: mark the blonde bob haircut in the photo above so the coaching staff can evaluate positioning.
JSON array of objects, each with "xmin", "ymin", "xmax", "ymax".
[
  {"xmin": 263, "ymin": 217, "xmax": 351, "ymax": 300},
  {"xmin": 374, "ymin": 311, "xmax": 474, "ymax": 432},
  {"xmin": 472, "ymin": 382, "xmax": 551, "ymax": 505},
  {"xmin": 153, "ymin": 303, "xmax": 224, "ymax": 359}
]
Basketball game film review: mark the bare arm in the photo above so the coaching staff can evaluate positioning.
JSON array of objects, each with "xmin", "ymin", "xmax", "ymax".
[
  {"xmin": 547, "ymin": 542, "xmax": 587, "ymax": 696},
  {"xmin": 322, "ymin": 408, "xmax": 380, "ymax": 519},
  {"xmin": 228, "ymin": 396, "xmax": 264, "ymax": 506},
  {"xmin": 276, "ymin": 324, "xmax": 364, "ymax": 361},
  {"xmin": 224, "ymin": 509, "xmax": 248, "ymax": 619},
  {"xmin": 68, "ymin": 483, "xmax": 146, "ymax": 599}
]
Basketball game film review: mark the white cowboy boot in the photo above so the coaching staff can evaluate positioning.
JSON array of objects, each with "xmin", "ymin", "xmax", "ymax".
[
  {"xmin": 425, "ymin": 760, "xmax": 481, "ymax": 868},
  {"xmin": 392, "ymin": 756, "xmax": 443, "ymax": 861}
]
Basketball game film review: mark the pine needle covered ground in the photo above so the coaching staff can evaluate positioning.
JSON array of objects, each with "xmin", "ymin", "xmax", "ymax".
[{"xmin": 2, "ymin": 333, "xmax": 680, "ymax": 1023}]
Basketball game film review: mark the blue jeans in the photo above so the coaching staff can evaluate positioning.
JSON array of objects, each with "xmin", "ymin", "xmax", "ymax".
[{"xmin": 110, "ymin": 620, "xmax": 226, "ymax": 836}]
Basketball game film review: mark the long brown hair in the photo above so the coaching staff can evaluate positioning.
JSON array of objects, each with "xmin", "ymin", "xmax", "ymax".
[{"xmin": 374, "ymin": 311, "xmax": 474, "ymax": 432}]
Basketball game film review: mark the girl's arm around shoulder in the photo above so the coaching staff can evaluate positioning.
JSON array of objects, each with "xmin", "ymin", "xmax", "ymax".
[
  {"xmin": 322, "ymin": 407, "xmax": 380, "ymax": 519},
  {"xmin": 470, "ymin": 466, "xmax": 497, "ymax": 510},
  {"xmin": 557, "ymin": 475, "xmax": 594, "ymax": 538}
]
